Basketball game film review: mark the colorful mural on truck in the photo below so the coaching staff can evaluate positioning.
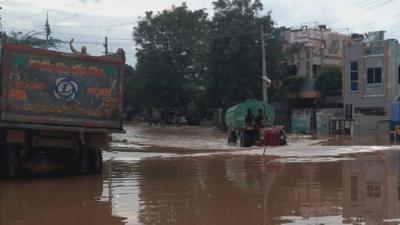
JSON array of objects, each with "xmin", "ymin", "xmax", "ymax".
[{"xmin": 1, "ymin": 45, "xmax": 124, "ymax": 129}]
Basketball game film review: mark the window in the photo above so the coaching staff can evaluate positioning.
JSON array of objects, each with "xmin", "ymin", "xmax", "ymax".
[
  {"xmin": 312, "ymin": 64, "xmax": 319, "ymax": 78},
  {"xmin": 355, "ymin": 107, "xmax": 386, "ymax": 116},
  {"xmin": 350, "ymin": 62, "xmax": 359, "ymax": 91},
  {"xmin": 287, "ymin": 65, "xmax": 297, "ymax": 76},
  {"xmin": 367, "ymin": 181, "xmax": 382, "ymax": 198},
  {"xmin": 367, "ymin": 67, "xmax": 383, "ymax": 84}
]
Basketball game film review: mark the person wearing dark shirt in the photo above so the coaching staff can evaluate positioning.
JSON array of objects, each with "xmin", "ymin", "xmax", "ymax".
[
  {"xmin": 245, "ymin": 108, "xmax": 254, "ymax": 125},
  {"xmin": 255, "ymin": 109, "xmax": 266, "ymax": 128},
  {"xmin": 242, "ymin": 108, "xmax": 255, "ymax": 147}
]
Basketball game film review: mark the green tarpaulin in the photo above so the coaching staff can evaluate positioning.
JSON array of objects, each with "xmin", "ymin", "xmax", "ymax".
[{"xmin": 225, "ymin": 99, "xmax": 275, "ymax": 130}]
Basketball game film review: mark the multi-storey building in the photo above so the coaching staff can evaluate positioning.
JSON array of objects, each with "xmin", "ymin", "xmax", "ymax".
[
  {"xmin": 281, "ymin": 25, "xmax": 347, "ymax": 79},
  {"xmin": 277, "ymin": 26, "xmax": 348, "ymax": 134},
  {"xmin": 342, "ymin": 31, "xmax": 400, "ymax": 134}
]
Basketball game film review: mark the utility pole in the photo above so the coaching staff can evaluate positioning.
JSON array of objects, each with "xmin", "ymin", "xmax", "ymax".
[
  {"xmin": 0, "ymin": 6, "xmax": 3, "ymax": 32},
  {"xmin": 261, "ymin": 25, "xmax": 268, "ymax": 104},
  {"xmin": 45, "ymin": 11, "xmax": 51, "ymax": 49},
  {"xmin": 103, "ymin": 36, "xmax": 108, "ymax": 55}
]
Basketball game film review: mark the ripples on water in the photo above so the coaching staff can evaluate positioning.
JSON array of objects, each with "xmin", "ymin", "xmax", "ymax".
[{"xmin": 1, "ymin": 150, "xmax": 400, "ymax": 225}]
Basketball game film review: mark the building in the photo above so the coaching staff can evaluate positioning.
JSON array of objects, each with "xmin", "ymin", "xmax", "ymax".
[
  {"xmin": 281, "ymin": 25, "xmax": 347, "ymax": 79},
  {"xmin": 342, "ymin": 31, "xmax": 400, "ymax": 135},
  {"xmin": 276, "ymin": 26, "xmax": 348, "ymax": 134}
]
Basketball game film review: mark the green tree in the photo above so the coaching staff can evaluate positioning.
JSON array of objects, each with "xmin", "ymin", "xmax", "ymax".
[
  {"xmin": 314, "ymin": 66, "xmax": 342, "ymax": 97},
  {"xmin": 205, "ymin": 0, "xmax": 287, "ymax": 109},
  {"xmin": 123, "ymin": 64, "xmax": 137, "ymax": 107},
  {"xmin": 6, "ymin": 30, "xmax": 62, "ymax": 49},
  {"xmin": 133, "ymin": 3, "xmax": 209, "ymax": 111}
]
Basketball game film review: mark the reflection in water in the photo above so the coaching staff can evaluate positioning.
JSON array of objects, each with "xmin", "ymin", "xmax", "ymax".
[
  {"xmin": 343, "ymin": 151, "xmax": 400, "ymax": 224},
  {"xmin": 1, "ymin": 150, "xmax": 400, "ymax": 225},
  {"xmin": 0, "ymin": 175, "xmax": 126, "ymax": 225}
]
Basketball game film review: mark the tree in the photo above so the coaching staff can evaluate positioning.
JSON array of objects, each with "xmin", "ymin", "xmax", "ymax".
[
  {"xmin": 314, "ymin": 66, "xmax": 342, "ymax": 97},
  {"xmin": 6, "ymin": 30, "xmax": 62, "ymax": 49},
  {"xmin": 133, "ymin": 3, "xmax": 209, "ymax": 112},
  {"xmin": 123, "ymin": 64, "xmax": 137, "ymax": 107},
  {"xmin": 205, "ymin": 0, "xmax": 287, "ymax": 109}
]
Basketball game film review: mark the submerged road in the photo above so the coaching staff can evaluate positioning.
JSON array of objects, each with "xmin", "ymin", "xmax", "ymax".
[{"xmin": 1, "ymin": 124, "xmax": 400, "ymax": 225}]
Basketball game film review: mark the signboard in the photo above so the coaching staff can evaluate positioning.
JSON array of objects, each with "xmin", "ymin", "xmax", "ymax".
[{"xmin": 292, "ymin": 109, "xmax": 311, "ymax": 134}]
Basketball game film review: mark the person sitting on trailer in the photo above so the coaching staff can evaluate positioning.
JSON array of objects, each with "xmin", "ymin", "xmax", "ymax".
[
  {"xmin": 255, "ymin": 109, "xmax": 266, "ymax": 128},
  {"xmin": 241, "ymin": 108, "xmax": 255, "ymax": 147},
  {"xmin": 245, "ymin": 108, "xmax": 254, "ymax": 125},
  {"xmin": 70, "ymin": 38, "xmax": 88, "ymax": 55}
]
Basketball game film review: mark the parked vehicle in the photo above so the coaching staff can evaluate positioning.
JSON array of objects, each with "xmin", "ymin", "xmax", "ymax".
[{"xmin": 0, "ymin": 39, "xmax": 125, "ymax": 178}]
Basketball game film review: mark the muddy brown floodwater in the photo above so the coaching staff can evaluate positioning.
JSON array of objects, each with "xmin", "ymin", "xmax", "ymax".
[{"xmin": 1, "ymin": 149, "xmax": 400, "ymax": 225}]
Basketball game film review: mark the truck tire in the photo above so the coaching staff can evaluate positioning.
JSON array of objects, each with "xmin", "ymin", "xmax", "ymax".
[
  {"xmin": 89, "ymin": 148, "xmax": 102, "ymax": 174},
  {"xmin": 0, "ymin": 146, "xmax": 7, "ymax": 179},
  {"xmin": 79, "ymin": 149, "xmax": 90, "ymax": 175},
  {"xmin": 6, "ymin": 145, "xmax": 20, "ymax": 178}
]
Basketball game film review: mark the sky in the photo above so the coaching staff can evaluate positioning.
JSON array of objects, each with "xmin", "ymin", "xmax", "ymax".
[{"xmin": 2, "ymin": 0, "xmax": 400, "ymax": 66}]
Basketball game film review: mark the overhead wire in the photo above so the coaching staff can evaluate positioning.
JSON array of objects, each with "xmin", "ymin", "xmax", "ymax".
[{"xmin": 2, "ymin": 11, "xmax": 47, "ymax": 22}]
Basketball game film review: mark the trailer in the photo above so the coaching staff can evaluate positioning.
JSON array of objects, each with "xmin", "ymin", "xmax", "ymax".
[{"xmin": 0, "ymin": 41, "xmax": 125, "ymax": 178}]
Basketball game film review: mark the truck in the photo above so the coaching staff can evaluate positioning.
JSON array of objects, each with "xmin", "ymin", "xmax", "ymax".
[{"xmin": 0, "ymin": 40, "xmax": 125, "ymax": 178}]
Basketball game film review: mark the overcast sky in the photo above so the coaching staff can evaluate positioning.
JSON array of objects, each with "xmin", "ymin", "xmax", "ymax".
[{"xmin": 2, "ymin": 0, "xmax": 400, "ymax": 65}]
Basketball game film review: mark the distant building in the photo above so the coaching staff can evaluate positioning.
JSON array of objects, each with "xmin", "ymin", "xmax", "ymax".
[
  {"xmin": 342, "ymin": 31, "xmax": 400, "ymax": 134},
  {"xmin": 281, "ymin": 25, "xmax": 348, "ymax": 79}
]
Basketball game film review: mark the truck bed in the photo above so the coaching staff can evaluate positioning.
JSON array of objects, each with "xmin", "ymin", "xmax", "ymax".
[{"xmin": 1, "ymin": 44, "xmax": 124, "ymax": 131}]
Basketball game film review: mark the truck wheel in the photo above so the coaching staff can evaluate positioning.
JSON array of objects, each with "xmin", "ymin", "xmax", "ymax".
[
  {"xmin": 90, "ymin": 148, "xmax": 102, "ymax": 174},
  {"xmin": 0, "ymin": 146, "xmax": 7, "ymax": 179},
  {"xmin": 6, "ymin": 145, "xmax": 20, "ymax": 178},
  {"xmin": 240, "ymin": 134, "xmax": 244, "ymax": 147},
  {"xmin": 79, "ymin": 149, "xmax": 90, "ymax": 175}
]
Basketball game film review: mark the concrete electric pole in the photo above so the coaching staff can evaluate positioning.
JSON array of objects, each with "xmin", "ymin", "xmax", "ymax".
[
  {"xmin": 260, "ymin": 25, "xmax": 270, "ymax": 105},
  {"xmin": 103, "ymin": 36, "xmax": 108, "ymax": 55}
]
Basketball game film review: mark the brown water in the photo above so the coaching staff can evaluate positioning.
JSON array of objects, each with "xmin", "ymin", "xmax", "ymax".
[{"xmin": 1, "ymin": 150, "xmax": 400, "ymax": 225}]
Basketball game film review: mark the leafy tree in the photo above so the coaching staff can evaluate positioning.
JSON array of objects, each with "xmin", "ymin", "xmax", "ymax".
[
  {"xmin": 268, "ymin": 76, "xmax": 307, "ymax": 100},
  {"xmin": 314, "ymin": 66, "xmax": 342, "ymax": 97},
  {"xmin": 133, "ymin": 3, "xmax": 209, "ymax": 112},
  {"xmin": 205, "ymin": 0, "xmax": 287, "ymax": 109},
  {"xmin": 6, "ymin": 30, "xmax": 62, "ymax": 49},
  {"xmin": 123, "ymin": 64, "xmax": 137, "ymax": 107}
]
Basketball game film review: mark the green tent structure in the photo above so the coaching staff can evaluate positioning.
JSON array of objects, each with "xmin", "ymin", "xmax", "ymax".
[{"xmin": 225, "ymin": 99, "xmax": 275, "ymax": 130}]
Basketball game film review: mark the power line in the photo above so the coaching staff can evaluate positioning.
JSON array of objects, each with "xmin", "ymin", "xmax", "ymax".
[
  {"xmin": 322, "ymin": 0, "xmax": 397, "ymax": 25},
  {"xmin": 3, "ymin": 11, "xmax": 47, "ymax": 22},
  {"xmin": 299, "ymin": 0, "xmax": 385, "ymax": 25},
  {"xmin": 52, "ymin": 21, "xmax": 136, "ymax": 29},
  {"xmin": 54, "ymin": 13, "xmax": 81, "ymax": 23}
]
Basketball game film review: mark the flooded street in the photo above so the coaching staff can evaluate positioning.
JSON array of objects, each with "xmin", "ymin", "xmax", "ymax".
[{"xmin": 1, "ymin": 147, "xmax": 400, "ymax": 225}]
